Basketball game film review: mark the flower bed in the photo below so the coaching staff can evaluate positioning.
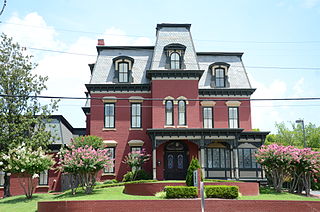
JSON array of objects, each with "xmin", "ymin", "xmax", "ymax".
[{"xmin": 123, "ymin": 181, "xmax": 259, "ymax": 196}]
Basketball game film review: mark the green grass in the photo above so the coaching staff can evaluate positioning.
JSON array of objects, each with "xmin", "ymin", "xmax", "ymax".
[
  {"xmin": 238, "ymin": 187, "xmax": 320, "ymax": 201},
  {"xmin": 1, "ymin": 186, "xmax": 320, "ymax": 212},
  {"xmin": 0, "ymin": 186, "xmax": 159, "ymax": 212}
]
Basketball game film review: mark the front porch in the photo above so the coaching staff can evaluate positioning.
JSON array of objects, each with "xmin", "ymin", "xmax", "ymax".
[{"xmin": 147, "ymin": 128, "xmax": 269, "ymax": 181}]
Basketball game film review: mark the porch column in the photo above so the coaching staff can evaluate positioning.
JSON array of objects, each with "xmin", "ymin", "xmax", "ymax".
[
  {"xmin": 200, "ymin": 147, "xmax": 205, "ymax": 178},
  {"xmin": 152, "ymin": 139, "xmax": 157, "ymax": 180},
  {"xmin": 233, "ymin": 147, "xmax": 239, "ymax": 180},
  {"xmin": 230, "ymin": 145, "xmax": 234, "ymax": 179},
  {"xmin": 199, "ymin": 140, "xmax": 205, "ymax": 178}
]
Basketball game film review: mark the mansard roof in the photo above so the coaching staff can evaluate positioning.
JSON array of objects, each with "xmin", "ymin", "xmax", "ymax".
[{"xmin": 88, "ymin": 24, "xmax": 252, "ymax": 90}]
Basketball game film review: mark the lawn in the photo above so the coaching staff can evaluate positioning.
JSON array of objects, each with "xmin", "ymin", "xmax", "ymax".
[
  {"xmin": 238, "ymin": 187, "xmax": 320, "ymax": 201},
  {"xmin": 1, "ymin": 186, "xmax": 319, "ymax": 212}
]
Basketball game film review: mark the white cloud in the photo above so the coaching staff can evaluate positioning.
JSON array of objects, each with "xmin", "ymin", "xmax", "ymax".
[
  {"xmin": 250, "ymin": 76, "xmax": 287, "ymax": 132},
  {"xmin": 0, "ymin": 13, "xmax": 152, "ymax": 127},
  {"xmin": 1, "ymin": 12, "xmax": 65, "ymax": 51}
]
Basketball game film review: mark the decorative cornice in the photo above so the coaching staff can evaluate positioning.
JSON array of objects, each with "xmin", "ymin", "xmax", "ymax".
[
  {"xmin": 146, "ymin": 70, "xmax": 204, "ymax": 80},
  {"xmin": 86, "ymin": 84, "xmax": 150, "ymax": 93},
  {"xmin": 199, "ymin": 88, "xmax": 256, "ymax": 97},
  {"xmin": 156, "ymin": 23, "xmax": 191, "ymax": 31},
  {"xmin": 197, "ymin": 52, "xmax": 243, "ymax": 57},
  {"xmin": 82, "ymin": 107, "xmax": 90, "ymax": 114}
]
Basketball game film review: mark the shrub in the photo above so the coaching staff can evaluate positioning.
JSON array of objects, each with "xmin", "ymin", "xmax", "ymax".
[
  {"xmin": 72, "ymin": 135, "xmax": 104, "ymax": 149},
  {"xmin": 103, "ymin": 179, "xmax": 118, "ymax": 184},
  {"xmin": 155, "ymin": 191, "xmax": 166, "ymax": 199},
  {"xmin": 122, "ymin": 169, "xmax": 152, "ymax": 182},
  {"xmin": 205, "ymin": 185, "xmax": 239, "ymax": 199},
  {"xmin": 1, "ymin": 144, "xmax": 54, "ymax": 199},
  {"xmin": 165, "ymin": 186, "xmax": 198, "ymax": 198},
  {"xmin": 122, "ymin": 150, "xmax": 150, "ymax": 180},
  {"xmin": 186, "ymin": 158, "xmax": 201, "ymax": 186}
]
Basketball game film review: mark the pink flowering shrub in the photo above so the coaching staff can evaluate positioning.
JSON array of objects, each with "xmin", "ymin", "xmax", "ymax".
[
  {"xmin": 256, "ymin": 144, "xmax": 320, "ymax": 195},
  {"xmin": 122, "ymin": 149, "xmax": 150, "ymax": 181},
  {"xmin": 58, "ymin": 136, "xmax": 113, "ymax": 194}
]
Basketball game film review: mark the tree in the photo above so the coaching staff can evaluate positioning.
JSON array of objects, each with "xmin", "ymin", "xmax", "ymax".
[
  {"xmin": 0, "ymin": 33, "xmax": 58, "ymax": 198},
  {"xmin": 265, "ymin": 122, "xmax": 320, "ymax": 148},
  {"xmin": 186, "ymin": 158, "xmax": 201, "ymax": 186},
  {"xmin": 58, "ymin": 136, "xmax": 113, "ymax": 194},
  {"xmin": 122, "ymin": 149, "xmax": 150, "ymax": 181},
  {"xmin": 1, "ymin": 144, "xmax": 54, "ymax": 199}
]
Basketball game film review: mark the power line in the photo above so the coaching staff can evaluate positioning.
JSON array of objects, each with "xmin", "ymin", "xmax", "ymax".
[
  {"xmin": 24, "ymin": 47, "xmax": 320, "ymax": 71},
  {"xmin": 2, "ymin": 21, "xmax": 320, "ymax": 44},
  {"xmin": 1, "ymin": 93, "xmax": 320, "ymax": 102}
]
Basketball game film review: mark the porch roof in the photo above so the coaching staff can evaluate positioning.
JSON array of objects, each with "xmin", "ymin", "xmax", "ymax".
[{"xmin": 147, "ymin": 128, "xmax": 270, "ymax": 148}]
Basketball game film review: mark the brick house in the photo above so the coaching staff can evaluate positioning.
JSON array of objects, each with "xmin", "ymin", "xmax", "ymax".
[
  {"xmin": 83, "ymin": 23, "xmax": 269, "ymax": 182},
  {"xmin": 0, "ymin": 115, "xmax": 85, "ymax": 196}
]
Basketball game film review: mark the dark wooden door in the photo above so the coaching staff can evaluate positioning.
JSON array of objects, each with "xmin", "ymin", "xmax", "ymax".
[{"xmin": 164, "ymin": 151, "xmax": 188, "ymax": 180}]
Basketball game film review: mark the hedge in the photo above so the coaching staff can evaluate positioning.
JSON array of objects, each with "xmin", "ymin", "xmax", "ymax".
[
  {"xmin": 165, "ymin": 186, "xmax": 198, "ymax": 198},
  {"xmin": 205, "ymin": 185, "xmax": 239, "ymax": 199}
]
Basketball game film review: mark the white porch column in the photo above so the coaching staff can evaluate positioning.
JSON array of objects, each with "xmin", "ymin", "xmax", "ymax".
[
  {"xmin": 233, "ymin": 148, "xmax": 239, "ymax": 180},
  {"xmin": 152, "ymin": 148, "xmax": 157, "ymax": 180},
  {"xmin": 230, "ymin": 146, "xmax": 234, "ymax": 179},
  {"xmin": 200, "ymin": 147, "xmax": 205, "ymax": 178}
]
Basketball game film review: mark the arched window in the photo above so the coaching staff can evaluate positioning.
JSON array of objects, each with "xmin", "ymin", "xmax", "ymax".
[
  {"xmin": 170, "ymin": 52, "xmax": 180, "ymax": 69},
  {"xmin": 119, "ymin": 62, "xmax": 129, "ymax": 83},
  {"xmin": 178, "ymin": 100, "xmax": 186, "ymax": 125},
  {"xmin": 113, "ymin": 56, "xmax": 134, "ymax": 83},
  {"xmin": 215, "ymin": 68, "xmax": 225, "ymax": 87},
  {"xmin": 165, "ymin": 100, "xmax": 174, "ymax": 125}
]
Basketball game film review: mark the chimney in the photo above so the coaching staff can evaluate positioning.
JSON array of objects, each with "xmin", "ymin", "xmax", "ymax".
[{"xmin": 97, "ymin": 39, "xmax": 105, "ymax": 46}]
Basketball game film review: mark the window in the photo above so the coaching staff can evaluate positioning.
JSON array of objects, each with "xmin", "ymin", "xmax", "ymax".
[
  {"xmin": 39, "ymin": 170, "xmax": 48, "ymax": 185},
  {"xmin": 238, "ymin": 148, "xmax": 259, "ymax": 169},
  {"xmin": 203, "ymin": 107, "xmax": 213, "ymax": 128},
  {"xmin": 205, "ymin": 148, "xmax": 230, "ymax": 169},
  {"xmin": 215, "ymin": 68, "xmax": 225, "ymax": 87},
  {"xmin": 228, "ymin": 107, "xmax": 239, "ymax": 128},
  {"xmin": 104, "ymin": 103, "xmax": 115, "ymax": 128},
  {"xmin": 131, "ymin": 103, "xmax": 142, "ymax": 128},
  {"xmin": 165, "ymin": 100, "xmax": 174, "ymax": 125},
  {"xmin": 112, "ymin": 55, "xmax": 134, "ymax": 83},
  {"xmin": 131, "ymin": 146, "xmax": 142, "ymax": 153},
  {"xmin": 0, "ymin": 170, "xmax": 4, "ymax": 186},
  {"xmin": 104, "ymin": 147, "xmax": 115, "ymax": 173},
  {"xmin": 178, "ymin": 100, "xmax": 186, "ymax": 125},
  {"xmin": 170, "ymin": 52, "xmax": 180, "ymax": 69},
  {"xmin": 209, "ymin": 62, "xmax": 230, "ymax": 88},
  {"xmin": 119, "ymin": 62, "xmax": 129, "ymax": 83}
]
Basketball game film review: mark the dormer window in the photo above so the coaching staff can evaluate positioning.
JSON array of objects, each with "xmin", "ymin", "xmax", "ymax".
[
  {"xmin": 170, "ymin": 52, "xmax": 180, "ymax": 69},
  {"xmin": 209, "ymin": 62, "xmax": 230, "ymax": 88},
  {"xmin": 215, "ymin": 68, "xmax": 225, "ymax": 87},
  {"xmin": 119, "ymin": 62, "xmax": 129, "ymax": 82},
  {"xmin": 164, "ymin": 43, "xmax": 186, "ymax": 69},
  {"xmin": 113, "ymin": 56, "xmax": 134, "ymax": 83}
]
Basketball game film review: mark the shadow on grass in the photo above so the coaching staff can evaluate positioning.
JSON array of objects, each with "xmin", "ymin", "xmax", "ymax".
[
  {"xmin": 0, "ymin": 195, "xmax": 41, "ymax": 204},
  {"xmin": 53, "ymin": 188, "xmax": 102, "ymax": 199}
]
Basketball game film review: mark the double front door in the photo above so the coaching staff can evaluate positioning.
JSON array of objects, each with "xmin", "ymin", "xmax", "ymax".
[{"xmin": 164, "ymin": 141, "xmax": 188, "ymax": 180}]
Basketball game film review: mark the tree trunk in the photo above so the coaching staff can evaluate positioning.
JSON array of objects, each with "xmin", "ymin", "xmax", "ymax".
[{"xmin": 3, "ymin": 172, "xmax": 11, "ymax": 198}]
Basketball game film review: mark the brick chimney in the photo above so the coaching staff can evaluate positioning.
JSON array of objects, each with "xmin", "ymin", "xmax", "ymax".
[{"xmin": 97, "ymin": 39, "xmax": 105, "ymax": 46}]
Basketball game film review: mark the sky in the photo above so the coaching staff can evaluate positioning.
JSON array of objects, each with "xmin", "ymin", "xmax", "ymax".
[{"xmin": 0, "ymin": 0, "xmax": 320, "ymax": 132}]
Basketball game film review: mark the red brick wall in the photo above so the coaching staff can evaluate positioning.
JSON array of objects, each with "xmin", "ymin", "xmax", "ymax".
[
  {"xmin": 38, "ymin": 200, "xmax": 320, "ymax": 212},
  {"xmin": 200, "ymin": 97, "xmax": 252, "ymax": 130},
  {"xmin": 151, "ymin": 80, "xmax": 201, "ymax": 128},
  {"xmin": 89, "ymin": 93, "xmax": 153, "ymax": 181}
]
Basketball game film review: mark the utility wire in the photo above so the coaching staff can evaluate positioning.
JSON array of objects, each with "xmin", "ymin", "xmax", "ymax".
[
  {"xmin": 1, "ymin": 93, "xmax": 320, "ymax": 102},
  {"xmin": 25, "ymin": 47, "xmax": 320, "ymax": 71},
  {"xmin": 2, "ymin": 21, "xmax": 320, "ymax": 44}
]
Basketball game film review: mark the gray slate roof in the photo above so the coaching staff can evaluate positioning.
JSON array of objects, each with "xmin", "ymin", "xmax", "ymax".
[{"xmin": 88, "ymin": 24, "xmax": 252, "ymax": 89}]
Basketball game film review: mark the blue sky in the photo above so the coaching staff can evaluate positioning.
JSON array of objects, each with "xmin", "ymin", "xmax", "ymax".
[{"xmin": 0, "ymin": 0, "xmax": 320, "ymax": 132}]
